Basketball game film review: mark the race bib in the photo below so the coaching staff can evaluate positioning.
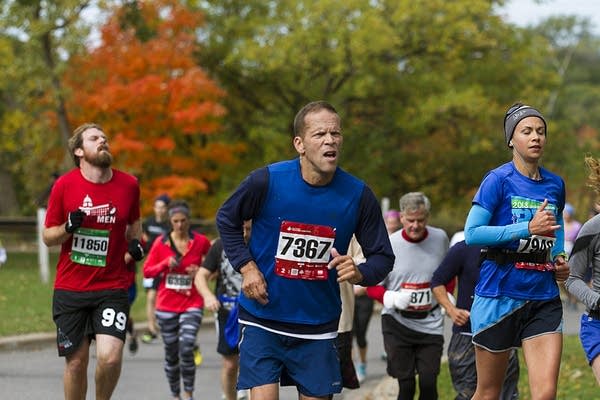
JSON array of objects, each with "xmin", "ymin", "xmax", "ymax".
[
  {"xmin": 400, "ymin": 282, "xmax": 432, "ymax": 311},
  {"xmin": 515, "ymin": 234, "xmax": 555, "ymax": 271},
  {"xmin": 165, "ymin": 273, "xmax": 192, "ymax": 290},
  {"xmin": 70, "ymin": 228, "xmax": 109, "ymax": 267},
  {"xmin": 517, "ymin": 234, "xmax": 556, "ymax": 253},
  {"xmin": 274, "ymin": 221, "xmax": 335, "ymax": 281}
]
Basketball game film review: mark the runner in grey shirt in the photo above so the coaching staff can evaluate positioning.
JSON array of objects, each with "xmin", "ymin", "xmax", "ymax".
[{"xmin": 564, "ymin": 155, "xmax": 600, "ymax": 384}]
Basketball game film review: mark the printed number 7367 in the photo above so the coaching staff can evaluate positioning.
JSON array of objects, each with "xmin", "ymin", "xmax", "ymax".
[{"xmin": 280, "ymin": 235, "xmax": 332, "ymax": 259}]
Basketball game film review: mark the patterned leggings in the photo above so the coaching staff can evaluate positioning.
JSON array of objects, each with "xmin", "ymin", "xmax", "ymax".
[{"xmin": 156, "ymin": 308, "xmax": 203, "ymax": 397}]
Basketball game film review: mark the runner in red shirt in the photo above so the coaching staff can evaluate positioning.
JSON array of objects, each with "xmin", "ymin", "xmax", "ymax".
[
  {"xmin": 43, "ymin": 123, "xmax": 143, "ymax": 400},
  {"xmin": 143, "ymin": 200, "xmax": 211, "ymax": 400}
]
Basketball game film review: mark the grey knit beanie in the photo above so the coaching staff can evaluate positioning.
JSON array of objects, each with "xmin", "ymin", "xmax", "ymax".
[{"xmin": 503, "ymin": 103, "xmax": 547, "ymax": 147}]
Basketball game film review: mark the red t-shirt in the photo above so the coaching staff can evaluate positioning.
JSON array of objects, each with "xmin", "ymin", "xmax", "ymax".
[
  {"xmin": 45, "ymin": 168, "xmax": 140, "ymax": 291},
  {"xmin": 143, "ymin": 231, "xmax": 211, "ymax": 312}
]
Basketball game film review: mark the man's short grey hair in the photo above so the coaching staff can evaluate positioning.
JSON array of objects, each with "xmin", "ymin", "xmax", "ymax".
[{"xmin": 399, "ymin": 192, "xmax": 431, "ymax": 214}]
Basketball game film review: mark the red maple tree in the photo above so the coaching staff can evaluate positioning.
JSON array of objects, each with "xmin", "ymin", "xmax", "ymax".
[{"xmin": 63, "ymin": 0, "xmax": 242, "ymax": 216}]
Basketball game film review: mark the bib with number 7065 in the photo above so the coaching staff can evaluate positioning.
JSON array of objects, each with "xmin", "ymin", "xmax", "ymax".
[{"xmin": 274, "ymin": 221, "xmax": 336, "ymax": 281}]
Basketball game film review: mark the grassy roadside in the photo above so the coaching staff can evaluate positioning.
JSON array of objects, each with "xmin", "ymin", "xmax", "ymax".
[
  {"xmin": 1, "ymin": 252, "xmax": 597, "ymax": 397},
  {"xmin": 0, "ymin": 251, "xmax": 146, "ymax": 336}
]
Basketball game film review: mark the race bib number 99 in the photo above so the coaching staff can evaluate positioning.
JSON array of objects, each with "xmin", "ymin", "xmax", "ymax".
[
  {"xmin": 70, "ymin": 228, "xmax": 109, "ymax": 267},
  {"xmin": 274, "ymin": 221, "xmax": 336, "ymax": 281}
]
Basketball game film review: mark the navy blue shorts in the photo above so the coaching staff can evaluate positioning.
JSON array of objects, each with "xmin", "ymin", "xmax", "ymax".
[
  {"xmin": 127, "ymin": 282, "xmax": 137, "ymax": 305},
  {"xmin": 237, "ymin": 324, "xmax": 342, "ymax": 397},
  {"xmin": 580, "ymin": 313, "xmax": 600, "ymax": 364}
]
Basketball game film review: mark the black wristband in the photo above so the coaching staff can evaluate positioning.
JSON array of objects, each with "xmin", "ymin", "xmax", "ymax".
[{"xmin": 128, "ymin": 239, "xmax": 145, "ymax": 261}]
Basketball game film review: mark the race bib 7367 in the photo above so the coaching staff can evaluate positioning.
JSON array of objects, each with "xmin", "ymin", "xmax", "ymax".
[{"xmin": 274, "ymin": 221, "xmax": 336, "ymax": 281}]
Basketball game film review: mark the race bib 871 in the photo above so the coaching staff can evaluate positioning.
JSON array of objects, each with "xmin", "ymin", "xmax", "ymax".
[{"xmin": 274, "ymin": 221, "xmax": 336, "ymax": 281}]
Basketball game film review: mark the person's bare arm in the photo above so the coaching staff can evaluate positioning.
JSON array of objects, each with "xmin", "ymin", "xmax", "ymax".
[
  {"xmin": 432, "ymin": 285, "xmax": 469, "ymax": 326},
  {"xmin": 42, "ymin": 225, "xmax": 71, "ymax": 247},
  {"xmin": 240, "ymin": 261, "xmax": 269, "ymax": 305},
  {"xmin": 126, "ymin": 219, "xmax": 142, "ymax": 242},
  {"xmin": 195, "ymin": 268, "xmax": 220, "ymax": 312}
]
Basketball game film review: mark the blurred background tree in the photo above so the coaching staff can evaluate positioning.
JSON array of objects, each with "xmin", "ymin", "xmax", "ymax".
[{"xmin": 0, "ymin": 0, "xmax": 598, "ymax": 230}]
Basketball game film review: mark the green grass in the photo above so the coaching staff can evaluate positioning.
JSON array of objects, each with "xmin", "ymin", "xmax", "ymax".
[
  {"xmin": 432, "ymin": 331, "xmax": 597, "ymax": 399},
  {"xmin": 2, "ymin": 252, "xmax": 598, "ymax": 397},
  {"xmin": 0, "ymin": 251, "xmax": 147, "ymax": 336}
]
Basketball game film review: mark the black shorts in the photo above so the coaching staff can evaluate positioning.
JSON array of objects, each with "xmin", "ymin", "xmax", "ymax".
[
  {"xmin": 381, "ymin": 314, "xmax": 443, "ymax": 380},
  {"xmin": 216, "ymin": 307, "xmax": 239, "ymax": 356},
  {"xmin": 472, "ymin": 297, "xmax": 562, "ymax": 352},
  {"xmin": 52, "ymin": 289, "xmax": 130, "ymax": 357}
]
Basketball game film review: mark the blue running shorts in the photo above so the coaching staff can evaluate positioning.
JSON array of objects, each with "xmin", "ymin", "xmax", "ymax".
[
  {"xmin": 237, "ymin": 324, "xmax": 342, "ymax": 397},
  {"xmin": 580, "ymin": 314, "xmax": 600, "ymax": 365}
]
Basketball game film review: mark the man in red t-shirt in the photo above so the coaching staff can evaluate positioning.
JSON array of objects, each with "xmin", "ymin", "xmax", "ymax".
[{"xmin": 43, "ymin": 123, "xmax": 143, "ymax": 400}]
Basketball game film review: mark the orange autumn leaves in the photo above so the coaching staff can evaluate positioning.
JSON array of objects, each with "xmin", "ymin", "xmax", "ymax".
[{"xmin": 63, "ymin": 0, "xmax": 240, "ymax": 216}]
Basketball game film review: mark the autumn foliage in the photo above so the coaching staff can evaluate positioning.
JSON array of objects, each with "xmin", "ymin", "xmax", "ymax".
[{"xmin": 63, "ymin": 0, "xmax": 241, "ymax": 216}]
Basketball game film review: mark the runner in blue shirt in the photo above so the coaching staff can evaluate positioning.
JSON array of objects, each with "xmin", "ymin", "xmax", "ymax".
[
  {"xmin": 464, "ymin": 103, "xmax": 569, "ymax": 400},
  {"xmin": 216, "ymin": 100, "xmax": 394, "ymax": 400}
]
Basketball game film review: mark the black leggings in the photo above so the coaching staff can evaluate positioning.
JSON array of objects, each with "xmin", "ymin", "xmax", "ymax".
[
  {"xmin": 397, "ymin": 373, "xmax": 437, "ymax": 400},
  {"xmin": 353, "ymin": 295, "xmax": 374, "ymax": 349}
]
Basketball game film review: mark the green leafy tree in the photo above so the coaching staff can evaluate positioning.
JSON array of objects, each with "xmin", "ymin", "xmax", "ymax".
[
  {"xmin": 0, "ymin": 0, "xmax": 95, "ymax": 213},
  {"xmin": 199, "ymin": 0, "xmax": 560, "ymax": 229},
  {"xmin": 532, "ymin": 16, "xmax": 600, "ymax": 218}
]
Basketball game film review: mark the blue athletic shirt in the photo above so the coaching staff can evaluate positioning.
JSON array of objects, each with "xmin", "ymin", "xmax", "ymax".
[
  {"xmin": 465, "ymin": 161, "xmax": 565, "ymax": 300},
  {"xmin": 217, "ymin": 158, "xmax": 394, "ymax": 336}
]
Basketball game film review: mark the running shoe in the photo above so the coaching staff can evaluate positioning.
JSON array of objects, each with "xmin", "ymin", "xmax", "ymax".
[
  {"xmin": 141, "ymin": 332, "xmax": 157, "ymax": 344},
  {"xmin": 356, "ymin": 362, "xmax": 366, "ymax": 383},
  {"xmin": 128, "ymin": 337, "xmax": 138, "ymax": 355},
  {"xmin": 193, "ymin": 345, "xmax": 202, "ymax": 366}
]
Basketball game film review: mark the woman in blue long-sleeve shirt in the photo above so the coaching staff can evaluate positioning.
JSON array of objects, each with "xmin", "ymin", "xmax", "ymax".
[{"xmin": 464, "ymin": 103, "xmax": 569, "ymax": 400}]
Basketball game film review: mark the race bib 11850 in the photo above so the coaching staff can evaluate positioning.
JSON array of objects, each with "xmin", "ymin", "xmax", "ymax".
[{"xmin": 70, "ymin": 228, "xmax": 109, "ymax": 267}]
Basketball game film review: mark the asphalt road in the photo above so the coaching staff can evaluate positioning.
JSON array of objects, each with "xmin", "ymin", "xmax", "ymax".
[
  {"xmin": 0, "ymin": 311, "xmax": 390, "ymax": 400},
  {"xmin": 0, "ymin": 302, "xmax": 583, "ymax": 399}
]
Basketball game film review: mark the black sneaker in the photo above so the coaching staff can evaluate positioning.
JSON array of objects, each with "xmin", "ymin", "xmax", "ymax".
[{"xmin": 129, "ymin": 337, "xmax": 138, "ymax": 354}]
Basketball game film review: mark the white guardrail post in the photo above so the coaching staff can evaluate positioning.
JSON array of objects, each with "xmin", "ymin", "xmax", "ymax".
[{"xmin": 37, "ymin": 208, "xmax": 49, "ymax": 283}]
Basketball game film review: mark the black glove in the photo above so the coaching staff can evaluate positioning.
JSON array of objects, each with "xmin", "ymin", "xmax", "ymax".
[
  {"xmin": 128, "ymin": 239, "xmax": 145, "ymax": 261},
  {"xmin": 65, "ymin": 210, "xmax": 86, "ymax": 233}
]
